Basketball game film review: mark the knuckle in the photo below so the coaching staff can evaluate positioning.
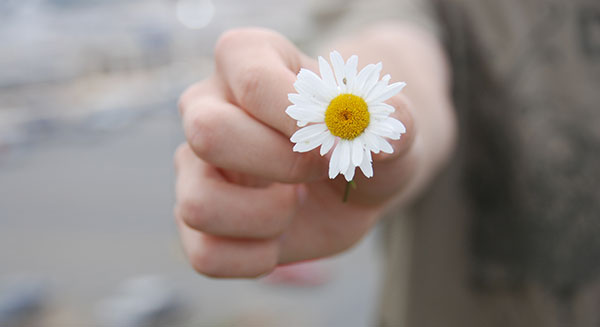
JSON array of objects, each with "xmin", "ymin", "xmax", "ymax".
[
  {"xmin": 260, "ymin": 218, "xmax": 289, "ymax": 238},
  {"xmin": 177, "ymin": 86, "xmax": 195, "ymax": 116},
  {"xmin": 189, "ymin": 242, "xmax": 223, "ymax": 277},
  {"xmin": 260, "ymin": 195, "xmax": 295, "ymax": 236},
  {"xmin": 215, "ymin": 28, "xmax": 272, "ymax": 59},
  {"xmin": 173, "ymin": 143, "xmax": 190, "ymax": 171},
  {"xmin": 178, "ymin": 81, "xmax": 208, "ymax": 116},
  {"xmin": 214, "ymin": 28, "xmax": 281, "ymax": 109},
  {"xmin": 214, "ymin": 29, "xmax": 245, "ymax": 57},
  {"xmin": 177, "ymin": 195, "xmax": 213, "ymax": 233},
  {"xmin": 236, "ymin": 64, "xmax": 267, "ymax": 108},
  {"xmin": 287, "ymin": 153, "xmax": 318, "ymax": 182},
  {"xmin": 255, "ymin": 216, "xmax": 288, "ymax": 239},
  {"xmin": 253, "ymin": 259, "xmax": 278, "ymax": 278},
  {"xmin": 190, "ymin": 239, "xmax": 279, "ymax": 278},
  {"xmin": 262, "ymin": 245, "xmax": 281, "ymax": 272},
  {"xmin": 185, "ymin": 108, "xmax": 219, "ymax": 159},
  {"xmin": 241, "ymin": 246, "xmax": 279, "ymax": 278}
]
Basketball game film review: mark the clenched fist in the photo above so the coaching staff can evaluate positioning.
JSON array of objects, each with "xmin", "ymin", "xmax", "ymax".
[{"xmin": 174, "ymin": 27, "xmax": 433, "ymax": 278}]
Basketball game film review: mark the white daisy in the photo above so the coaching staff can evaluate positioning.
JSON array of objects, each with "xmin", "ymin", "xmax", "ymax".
[{"xmin": 286, "ymin": 51, "xmax": 407, "ymax": 181}]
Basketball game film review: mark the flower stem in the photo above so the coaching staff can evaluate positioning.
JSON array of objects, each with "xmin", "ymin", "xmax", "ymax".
[{"xmin": 342, "ymin": 180, "xmax": 356, "ymax": 203}]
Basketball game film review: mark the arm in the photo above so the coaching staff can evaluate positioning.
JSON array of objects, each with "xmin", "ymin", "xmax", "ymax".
[{"xmin": 174, "ymin": 23, "xmax": 456, "ymax": 277}]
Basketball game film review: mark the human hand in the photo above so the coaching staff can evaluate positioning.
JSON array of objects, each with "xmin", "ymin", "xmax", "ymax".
[{"xmin": 174, "ymin": 28, "xmax": 416, "ymax": 277}]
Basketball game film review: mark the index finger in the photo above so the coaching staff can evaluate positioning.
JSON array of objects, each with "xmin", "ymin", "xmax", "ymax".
[{"xmin": 215, "ymin": 28, "xmax": 305, "ymax": 137}]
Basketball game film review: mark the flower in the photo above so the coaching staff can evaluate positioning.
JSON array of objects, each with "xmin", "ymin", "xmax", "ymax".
[{"xmin": 286, "ymin": 51, "xmax": 407, "ymax": 181}]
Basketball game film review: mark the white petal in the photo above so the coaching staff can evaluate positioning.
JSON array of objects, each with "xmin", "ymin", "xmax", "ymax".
[
  {"xmin": 351, "ymin": 139, "xmax": 363, "ymax": 166},
  {"xmin": 320, "ymin": 134, "xmax": 335, "ymax": 156},
  {"xmin": 297, "ymin": 121, "xmax": 308, "ymax": 127},
  {"xmin": 300, "ymin": 68, "xmax": 337, "ymax": 97},
  {"xmin": 338, "ymin": 140, "xmax": 351, "ymax": 175},
  {"xmin": 330, "ymin": 51, "xmax": 346, "ymax": 92},
  {"xmin": 371, "ymin": 113, "xmax": 390, "ymax": 122},
  {"xmin": 288, "ymin": 93, "xmax": 324, "ymax": 107},
  {"xmin": 295, "ymin": 71, "xmax": 334, "ymax": 103},
  {"xmin": 368, "ymin": 103, "xmax": 395, "ymax": 115},
  {"xmin": 353, "ymin": 63, "xmax": 376, "ymax": 95},
  {"xmin": 361, "ymin": 63, "xmax": 382, "ymax": 97},
  {"xmin": 385, "ymin": 117, "xmax": 407, "ymax": 134},
  {"xmin": 294, "ymin": 82, "xmax": 329, "ymax": 105},
  {"xmin": 368, "ymin": 81, "xmax": 406, "ymax": 103},
  {"xmin": 365, "ymin": 74, "xmax": 390, "ymax": 102},
  {"xmin": 375, "ymin": 136, "xmax": 394, "ymax": 153},
  {"xmin": 362, "ymin": 131, "xmax": 381, "ymax": 153},
  {"xmin": 293, "ymin": 131, "xmax": 329, "ymax": 152},
  {"xmin": 294, "ymin": 80, "xmax": 327, "ymax": 103},
  {"xmin": 318, "ymin": 56, "xmax": 337, "ymax": 88},
  {"xmin": 290, "ymin": 123, "xmax": 328, "ymax": 143},
  {"xmin": 285, "ymin": 105, "xmax": 325, "ymax": 123},
  {"xmin": 371, "ymin": 118, "xmax": 406, "ymax": 139},
  {"xmin": 344, "ymin": 55, "xmax": 358, "ymax": 91},
  {"xmin": 343, "ymin": 164, "xmax": 355, "ymax": 181},
  {"xmin": 359, "ymin": 149, "xmax": 373, "ymax": 178},
  {"xmin": 329, "ymin": 141, "xmax": 343, "ymax": 179},
  {"xmin": 369, "ymin": 121, "xmax": 400, "ymax": 140}
]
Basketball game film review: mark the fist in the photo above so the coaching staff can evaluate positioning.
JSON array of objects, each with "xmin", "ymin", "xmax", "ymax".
[{"xmin": 175, "ymin": 28, "xmax": 415, "ymax": 277}]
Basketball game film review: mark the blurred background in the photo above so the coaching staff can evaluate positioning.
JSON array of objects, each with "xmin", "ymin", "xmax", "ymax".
[{"xmin": 0, "ymin": 0, "xmax": 383, "ymax": 326}]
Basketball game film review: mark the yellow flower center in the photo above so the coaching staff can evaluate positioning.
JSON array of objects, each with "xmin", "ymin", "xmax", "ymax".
[{"xmin": 325, "ymin": 93, "xmax": 370, "ymax": 140}]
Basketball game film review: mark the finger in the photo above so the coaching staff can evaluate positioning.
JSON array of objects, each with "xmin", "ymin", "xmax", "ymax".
[
  {"xmin": 215, "ymin": 28, "xmax": 302, "ymax": 137},
  {"xmin": 175, "ymin": 215, "xmax": 279, "ymax": 278},
  {"xmin": 275, "ymin": 182, "xmax": 379, "ymax": 264},
  {"xmin": 371, "ymin": 93, "xmax": 416, "ymax": 162},
  {"xmin": 178, "ymin": 79, "xmax": 215, "ymax": 117},
  {"xmin": 174, "ymin": 144, "xmax": 299, "ymax": 239},
  {"xmin": 180, "ymin": 93, "xmax": 327, "ymax": 183}
]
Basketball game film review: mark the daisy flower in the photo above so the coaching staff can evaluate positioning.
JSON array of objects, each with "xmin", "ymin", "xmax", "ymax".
[{"xmin": 286, "ymin": 51, "xmax": 407, "ymax": 182}]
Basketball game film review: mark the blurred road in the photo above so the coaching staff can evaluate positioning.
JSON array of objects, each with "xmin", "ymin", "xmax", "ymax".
[{"xmin": 0, "ymin": 109, "xmax": 384, "ymax": 326}]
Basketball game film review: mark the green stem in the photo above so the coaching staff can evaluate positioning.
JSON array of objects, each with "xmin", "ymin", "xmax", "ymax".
[{"xmin": 343, "ymin": 180, "xmax": 355, "ymax": 203}]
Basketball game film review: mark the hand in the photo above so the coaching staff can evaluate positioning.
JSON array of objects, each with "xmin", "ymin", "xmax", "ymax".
[{"xmin": 174, "ymin": 28, "xmax": 416, "ymax": 278}]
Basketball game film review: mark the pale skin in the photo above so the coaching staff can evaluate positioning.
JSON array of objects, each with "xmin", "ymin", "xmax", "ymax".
[{"xmin": 174, "ymin": 22, "xmax": 456, "ymax": 278}]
